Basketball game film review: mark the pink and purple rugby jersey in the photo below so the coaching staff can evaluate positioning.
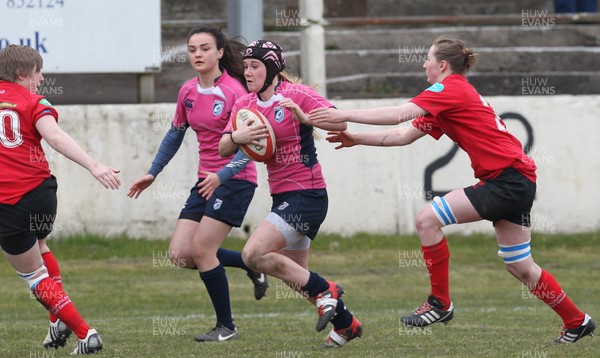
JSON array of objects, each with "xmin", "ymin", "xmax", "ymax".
[
  {"xmin": 173, "ymin": 70, "xmax": 257, "ymax": 185},
  {"xmin": 227, "ymin": 81, "xmax": 333, "ymax": 194}
]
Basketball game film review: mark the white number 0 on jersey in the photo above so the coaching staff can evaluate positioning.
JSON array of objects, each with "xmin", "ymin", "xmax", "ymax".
[{"xmin": 0, "ymin": 110, "xmax": 24, "ymax": 148}]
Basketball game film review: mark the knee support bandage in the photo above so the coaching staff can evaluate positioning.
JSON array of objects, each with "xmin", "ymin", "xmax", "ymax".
[
  {"xmin": 498, "ymin": 240, "xmax": 531, "ymax": 264},
  {"xmin": 431, "ymin": 196, "xmax": 457, "ymax": 226},
  {"xmin": 17, "ymin": 265, "xmax": 49, "ymax": 290}
]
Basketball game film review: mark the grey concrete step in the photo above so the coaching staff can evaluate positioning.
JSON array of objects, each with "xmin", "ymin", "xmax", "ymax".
[
  {"xmin": 42, "ymin": 14, "xmax": 600, "ymax": 104},
  {"xmin": 326, "ymin": 71, "xmax": 600, "ymax": 98},
  {"xmin": 161, "ymin": 0, "xmax": 555, "ymax": 19},
  {"xmin": 353, "ymin": 0, "xmax": 553, "ymax": 17},
  {"xmin": 42, "ymin": 47, "xmax": 600, "ymax": 105},
  {"xmin": 279, "ymin": 47, "xmax": 600, "ymax": 77},
  {"xmin": 268, "ymin": 24, "xmax": 600, "ymax": 52}
]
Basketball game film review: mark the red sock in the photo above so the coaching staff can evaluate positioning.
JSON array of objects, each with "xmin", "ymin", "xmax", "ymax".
[
  {"xmin": 422, "ymin": 238, "xmax": 451, "ymax": 309},
  {"xmin": 42, "ymin": 252, "xmax": 62, "ymax": 323},
  {"xmin": 33, "ymin": 277, "xmax": 90, "ymax": 339},
  {"xmin": 531, "ymin": 269, "xmax": 585, "ymax": 329}
]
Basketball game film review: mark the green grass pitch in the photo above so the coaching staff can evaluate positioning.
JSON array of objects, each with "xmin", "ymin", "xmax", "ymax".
[{"xmin": 0, "ymin": 232, "xmax": 598, "ymax": 357}]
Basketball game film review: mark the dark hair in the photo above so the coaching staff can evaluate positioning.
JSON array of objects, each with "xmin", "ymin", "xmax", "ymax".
[
  {"xmin": 187, "ymin": 25, "xmax": 246, "ymax": 85},
  {"xmin": 0, "ymin": 44, "xmax": 43, "ymax": 82},
  {"xmin": 432, "ymin": 36, "xmax": 477, "ymax": 74}
]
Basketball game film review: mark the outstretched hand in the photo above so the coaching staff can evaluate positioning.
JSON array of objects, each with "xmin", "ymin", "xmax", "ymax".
[
  {"xmin": 90, "ymin": 163, "xmax": 121, "ymax": 190},
  {"xmin": 326, "ymin": 131, "xmax": 356, "ymax": 150},
  {"xmin": 127, "ymin": 174, "xmax": 155, "ymax": 198}
]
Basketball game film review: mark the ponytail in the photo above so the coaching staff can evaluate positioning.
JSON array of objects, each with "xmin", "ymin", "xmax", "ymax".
[{"xmin": 432, "ymin": 36, "xmax": 477, "ymax": 74}]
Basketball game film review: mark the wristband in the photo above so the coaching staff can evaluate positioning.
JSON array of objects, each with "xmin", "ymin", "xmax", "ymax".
[{"xmin": 230, "ymin": 132, "xmax": 238, "ymax": 145}]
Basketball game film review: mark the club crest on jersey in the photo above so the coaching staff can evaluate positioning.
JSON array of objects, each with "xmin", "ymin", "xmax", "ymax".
[
  {"xmin": 213, "ymin": 198, "xmax": 223, "ymax": 210},
  {"xmin": 426, "ymin": 83, "xmax": 444, "ymax": 93},
  {"xmin": 184, "ymin": 99, "xmax": 194, "ymax": 109},
  {"xmin": 274, "ymin": 106, "xmax": 284, "ymax": 123},
  {"xmin": 212, "ymin": 100, "xmax": 224, "ymax": 116}
]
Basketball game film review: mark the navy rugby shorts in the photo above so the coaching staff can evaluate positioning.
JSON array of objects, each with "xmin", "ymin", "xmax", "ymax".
[
  {"xmin": 179, "ymin": 178, "xmax": 255, "ymax": 227},
  {"xmin": 269, "ymin": 189, "xmax": 328, "ymax": 240}
]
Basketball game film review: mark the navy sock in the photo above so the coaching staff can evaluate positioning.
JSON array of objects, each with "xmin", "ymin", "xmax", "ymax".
[
  {"xmin": 302, "ymin": 271, "xmax": 329, "ymax": 297},
  {"xmin": 199, "ymin": 265, "xmax": 234, "ymax": 330},
  {"xmin": 331, "ymin": 299, "xmax": 353, "ymax": 330},
  {"xmin": 216, "ymin": 248, "xmax": 250, "ymax": 272}
]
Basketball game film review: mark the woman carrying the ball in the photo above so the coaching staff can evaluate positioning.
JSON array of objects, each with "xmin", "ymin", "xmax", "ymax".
[
  {"xmin": 128, "ymin": 25, "xmax": 269, "ymax": 342},
  {"xmin": 219, "ymin": 40, "xmax": 362, "ymax": 348},
  {"xmin": 310, "ymin": 35, "xmax": 595, "ymax": 343}
]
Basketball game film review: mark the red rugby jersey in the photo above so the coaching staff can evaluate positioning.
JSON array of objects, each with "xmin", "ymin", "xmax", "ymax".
[
  {"xmin": 0, "ymin": 81, "xmax": 58, "ymax": 204},
  {"xmin": 411, "ymin": 74, "xmax": 536, "ymax": 182}
]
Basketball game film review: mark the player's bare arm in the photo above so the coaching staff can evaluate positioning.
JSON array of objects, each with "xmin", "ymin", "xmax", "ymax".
[
  {"xmin": 35, "ymin": 115, "xmax": 121, "ymax": 189},
  {"xmin": 310, "ymin": 102, "xmax": 427, "ymax": 126},
  {"xmin": 280, "ymin": 98, "xmax": 346, "ymax": 131},
  {"xmin": 327, "ymin": 124, "xmax": 426, "ymax": 150}
]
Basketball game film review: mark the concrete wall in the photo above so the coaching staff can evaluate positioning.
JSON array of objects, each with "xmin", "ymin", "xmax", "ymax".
[{"xmin": 48, "ymin": 95, "xmax": 600, "ymax": 239}]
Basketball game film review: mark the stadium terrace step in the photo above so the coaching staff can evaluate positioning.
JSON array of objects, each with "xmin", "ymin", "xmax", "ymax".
[
  {"xmin": 268, "ymin": 23, "xmax": 600, "ymax": 99},
  {"xmin": 315, "ymin": 47, "xmax": 600, "ymax": 76},
  {"xmin": 39, "ymin": 4, "xmax": 600, "ymax": 104},
  {"xmin": 326, "ymin": 71, "xmax": 600, "ymax": 98},
  {"xmin": 268, "ymin": 24, "xmax": 600, "ymax": 51}
]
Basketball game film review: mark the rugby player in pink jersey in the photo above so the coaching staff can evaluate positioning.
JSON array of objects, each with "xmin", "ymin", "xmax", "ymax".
[
  {"xmin": 219, "ymin": 40, "xmax": 362, "ymax": 348},
  {"xmin": 0, "ymin": 45, "xmax": 121, "ymax": 354},
  {"xmin": 128, "ymin": 25, "xmax": 268, "ymax": 342},
  {"xmin": 312, "ymin": 36, "xmax": 595, "ymax": 344}
]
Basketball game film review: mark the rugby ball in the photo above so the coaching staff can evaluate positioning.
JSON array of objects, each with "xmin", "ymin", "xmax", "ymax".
[{"xmin": 232, "ymin": 108, "xmax": 276, "ymax": 162}]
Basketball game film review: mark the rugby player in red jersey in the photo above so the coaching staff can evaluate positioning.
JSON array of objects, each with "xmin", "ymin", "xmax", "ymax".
[
  {"xmin": 0, "ymin": 44, "xmax": 121, "ymax": 354},
  {"xmin": 311, "ymin": 36, "xmax": 595, "ymax": 344}
]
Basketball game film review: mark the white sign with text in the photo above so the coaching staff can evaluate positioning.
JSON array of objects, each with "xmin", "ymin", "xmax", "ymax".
[{"xmin": 0, "ymin": 0, "xmax": 161, "ymax": 73}]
